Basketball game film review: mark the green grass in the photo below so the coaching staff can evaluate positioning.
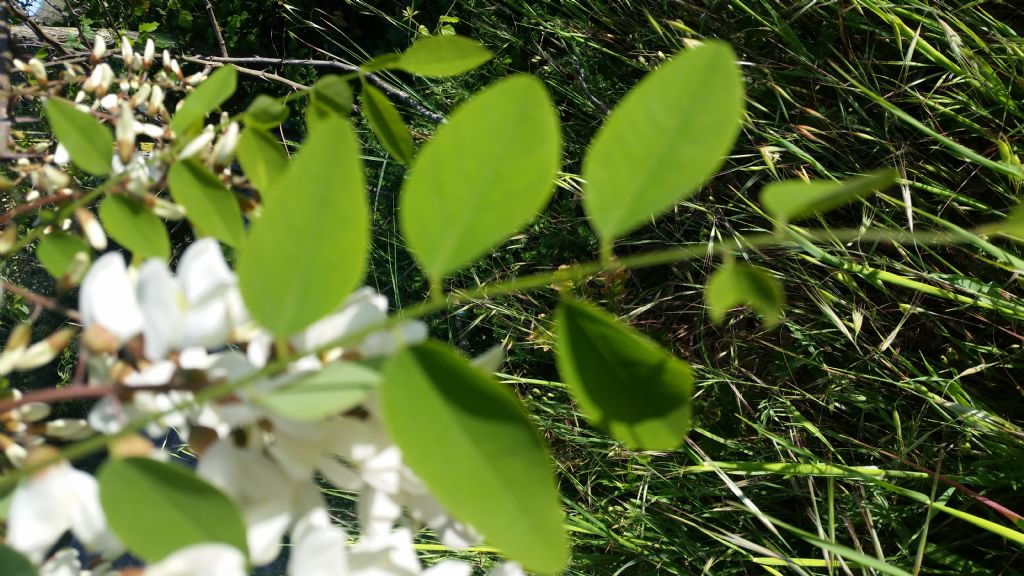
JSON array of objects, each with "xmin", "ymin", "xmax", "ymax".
[{"xmin": 298, "ymin": 1, "xmax": 1024, "ymax": 574}]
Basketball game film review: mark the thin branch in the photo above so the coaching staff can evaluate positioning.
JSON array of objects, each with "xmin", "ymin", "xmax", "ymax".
[
  {"xmin": 180, "ymin": 55, "xmax": 307, "ymax": 91},
  {"xmin": 0, "ymin": 189, "xmax": 84, "ymax": 224},
  {"xmin": 0, "ymin": 384, "xmax": 110, "ymax": 413},
  {"xmin": 202, "ymin": 0, "xmax": 229, "ymax": 58},
  {"xmin": 1, "ymin": 280, "xmax": 81, "ymax": 321},
  {"xmin": 191, "ymin": 55, "xmax": 446, "ymax": 123},
  {"xmin": 6, "ymin": 0, "xmax": 70, "ymax": 55}
]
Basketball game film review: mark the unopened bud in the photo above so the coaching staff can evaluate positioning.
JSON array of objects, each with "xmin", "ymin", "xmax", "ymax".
[
  {"xmin": 212, "ymin": 122, "xmax": 240, "ymax": 167},
  {"xmin": 92, "ymin": 33, "xmax": 108, "ymax": 62},
  {"xmin": 2, "ymin": 438, "xmax": 27, "ymax": 468},
  {"xmin": 99, "ymin": 93, "xmax": 119, "ymax": 111},
  {"xmin": 28, "ymin": 58, "xmax": 47, "ymax": 83},
  {"xmin": 184, "ymin": 72, "xmax": 207, "ymax": 86},
  {"xmin": 45, "ymin": 419, "xmax": 93, "ymax": 441},
  {"xmin": 170, "ymin": 58, "xmax": 182, "ymax": 80},
  {"xmin": 16, "ymin": 402, "xmax": 51, "ymax": 423},
  {"xmin": 150, "ymin": 197, "xmax": 186, "ymax": 220},
  {"xmin": 5, "ymin": 323, "xmax": 32, "ymax": 351},
  {"xmin": 12, "ymin": 59, "xmax": 28, "ymax": 73},
  {"xmin": 148, "ymin": 85, "xmax": 165, "ymax": 117},
  {"xmin": 41, "ymin": 165, "xmax": 70, "ymax": 191},
  {"xmin": 117, "ymin": 104, "xmax": 137, "ymax": 163},
  {"xmin": 121, "ymin": 36, "xmax": 134, "ymax": 66},
  {"xmin": 162, "ymin": 49, "xmax": 172, "ymax": 71},
  {"xmin": 75, "ymin": 208, "xmax": 107, "ymax": 250},
  {"xmin": 14, "ymin": 328, "xmax": 75, "ymax": 371},
  {"xmin": 143, "ymin": 39, "xmax": 156, "ymax": 68},
  {"xmin": 178, "ymin": 126, "xmax": 215, "ymax": 160},
  {"xmin": 53, "ymin": 143, "xmax": 70, "ymax": 166},
  {"xmin": 0, "ymin": 226, "xmax": 16, "ymax": 254},
  {"xmin": 132, "ymin": 83, "xmax": 151, "ymax": 109},
  {"xmin": 109, "ymin": 434, "xmax": 154, "ymax": 459},
  {"xmin": 59, "ymin": 251, "xmax": 91, "ymax": 292}
]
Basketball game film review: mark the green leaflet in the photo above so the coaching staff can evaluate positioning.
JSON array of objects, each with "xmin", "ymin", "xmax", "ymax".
[
  {"xmin": 761, "ymin": 169, "xmax": 898, "ymax": 223},
  {"xmin": 236, "ymin": 128, "xmax": 288, "ymax": 196},
  {"xmin": 381, "ymin": 343, "xmax": 568, "ymax": 574},
  {"xmin": 583, "ymin": 42, "xmax": 744, "ymax": 243},
  {"xmin": 705, "ymin": 261, "xmax": 785, "ymax": 326},
  {"xmin": 44, "ymin": 99, "xmax": 113, "ymax": 176},
  {"xmin": 238, "ymin": 116, "xmax": 368, "ymax": 337},
  {"xmin": 306, "ymin": 75, "xmax": 354, "ymax": 130},
  {"xmin": 244, "ymin": 94, "xmax": 289, "ymax": 128},
  {"xmin": 0, "ymin": 546, "xmax": 36, "ymax": 576},
  {"xmin": 555, "ymin": 299, "xmax": 694, "ymax": 451},
  {"xmin": 361, "ymin": 82, "xmax": 414, "ymax": 164},
  {"xmin": 167, "ymin": 160, "xmax": 245, "ymax": 247},
  {"xmin": 98, "ymin": 457, "xmax": 247, "ymax": 563},
  {"xmin": 254, "ymin": 361, "xmax": 379, "ymax": 421},
  {"xmin": 98, "ymin": 195, "xmax": 170, "ymax": 261},
  {"xmin": 397, "ymin": 35, "xmax": 493, "ymax": 77},
  {"xmin": 36, "ymin": 233, "xmax": 91, "ymax": 279},
  {"xmin": 171, "ymin": 65, "xmax": 238, "ymax": 134},
  {"xmin": 400, "ymin": 74, "xmax": 560, "ymax": 282}
]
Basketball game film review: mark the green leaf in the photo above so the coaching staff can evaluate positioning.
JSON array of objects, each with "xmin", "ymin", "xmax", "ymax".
[
  {"xmin": 254, "ymin": 361, "xmax": 379, "ymax": 421},
  {"xmin": 98, "ymin": 457, "xmax": 247, "ymax": 563},
  {"xmin": 98, "ymin": 195, "xmax": 170, "ymax": 261},
  {"xmin": 400, "ymin": 75, "xmax": 560, "ymax": 281},
  {"xmin": 0, "ymin": 546, "xmax": 36, "ymax": 576},
  {"xmin": 244, "ymin": 94, "xmax": 289, "ymax": 128},
  {"xmin": 170, "ymin": 65, "xmax": 238, "ymax": 134},
  {"xmin": 361, "ymin": 53, "xmax": 401, "ymax": 73},
  {"xmin": 760, "ymin": 169, "xmax": 898, "ymax": 223},
  {"xmin": 361, "ymin": 83, "xmax": 414, "ymax": 164},
  {"xmin": 705, "ymin": 261, "xmax": 784, "ymax": 326},
  {"xmin": 36, "ymin": 233, "xmax": 91, "ymax": 278},
  {"xmin": 583, "ymin": 42, "xmax": 744, "ymax": 242},
  {"xmin": 167, "ymin": 160, "xmax": 245, "ymax": 247},
  {"xmin": 310, "ymin": 75, "xmax": 353, "ymax": 117},
  {"xmin": 45, "ymin": 99, "xmax": 113, "ymax": 176},
  {"xmin": 397, "ymin": 35, "xmax": 493, "ymax": 77},
  {"xmin": 381, "ymin": 342, "xmax": 568, "ymax": 574},
  {"xmin": 238, "ymin": 116, "xmax": 367, "ymax": 337},
  {"xmin": 555, "ymin": 299, "xmax": 694, "ymax": 451},
  {"xmin": 237, "ymin": 128, "xmax": 288, "ymax": 196}
]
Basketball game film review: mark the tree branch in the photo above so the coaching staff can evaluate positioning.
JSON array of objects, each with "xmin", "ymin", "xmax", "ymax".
[
  {"xmin": 6, "ymin": 0, "xmax": 70, "ymax": 55},
  {"xmin": 202, "ymin": 0, "xmax": 229, "ymax": 58}
]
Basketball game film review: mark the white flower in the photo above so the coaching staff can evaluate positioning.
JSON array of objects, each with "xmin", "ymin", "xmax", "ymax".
[
  {"xmin": 144, "ymin": 543, "xmax": 247, "ymax": 576},
  {"xmin": 178, "ymin": 126, "xmax": 215, "ymax": 160},
  {"xmin": 79, "ymin": 252, "xmax": 144, "ymax": 345},
  {"xmin": 6, "ymin": 460, "xmax": 120, "ymax": 563},
  {"xmin": 136, "ymin": 238, "xmax": 248, "ymax": 360},
  {"xmin": 292, "ymin": 287, "xmax": 426, "ymax": 358},
  {"xmin": 287, "ymin": 507, "xmax": 349, "ymax": 576}
]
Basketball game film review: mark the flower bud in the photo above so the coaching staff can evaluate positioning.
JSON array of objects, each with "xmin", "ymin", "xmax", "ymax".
[
  {"xmin": 162, "ymin": 49, "xmax": 172, "ymax": 71},
  {"xmin": 178, "ymin": 126, "xmax": 215, "ymax": 160},
  {"xmin": 121, "ymin": 36, "xmax": 134, "ymax": 67},
  {"xmin": 117, "ymin": 104, "xmax": 137, "ymax": 163},
  {"xmin": 92, "ymin": 33, "xmax": 108, "ymax": 63},
  {"xmin": 185, "ymin": 71, "xmax": 208, "ymax": 86},
  {"xmin": 75, "ymin": 208, "xmax": 107, "ymax": 251},
  {"xmin": 14, "ymin": 328, "xmax": 76, "ymax": 371},
  {"xmin": 212, "ymin": 122, "xmax": 240, "ymax": 167},
  {"xmin": 99, "ymin": 93, "xmax": 119, "ymax": 111},
  {"xmin": 45, "ymin": 419, "xmax": 93, "ymax": 441},
  {"xmin": 28, "ymin": 58, "xmax": 47, "ymax": 83},
  {"xmin": 148, "ymin": 85, "xmax": 165, "ymax": 117},
  {"xmin": 143, "ymin": 39, "xmax": 156, "ymax": 69},
  {"xmin": 132, "ymin": 83, "xmax": 151, "ymax": 109},
  {"xmin": 1, "ymin": 437, "xmax": 27, "ymax": 468},
  {"xmin": 5, "ymin": 323, "xmax": 32, "ymax": 351},
  {"xmin": 150, "ymin": 197, "xmax": 187, "ymax": 220},
  {"xmin": 12, "ymin": 59, "xmax": 28, "ymax": 73},
  {"xmin": 170, "ymin": 58, "xmax": 182, "ymax": 80},
  {"xmin": 16, "ymin": 402, "xmax": 51, "ymax": 423},
  {"xmin": 0, "ymin": 226, "xmax": 16, "ymax": 254},
  {"xmin": 41, "ymin": 165, "xmax": 70, "ymax": 191}
]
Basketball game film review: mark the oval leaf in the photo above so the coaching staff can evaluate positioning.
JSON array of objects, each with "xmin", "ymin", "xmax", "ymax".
[
  {"xmin": 98, "ymin": 195, "xmax": 170, "ymax": 261},
  {"xmin": 245, "ymin": 94, "xmax": 289, "ymax": 128},
  {"xmin": 400, "ymin": 75, "xmax": 560, "ymax": 281},
  {"xmin": 361, "ymin": 53, "xmax": 401, "ymax": 73},
  {"xmin": 45, "ymin": 99, "xmax": 113, "ymax": 176},
  {"xmin": 0, "ymin": 546, "xmax": 36, "ymax": 576},
  {"xmin": 361, "ymin": 83, "xmax": 414, "ymax": 164},
  {"xmin": 171, "ymin": 65, "xmax": 238, "ymax": 134},
  {"xmin": 555, "ymin": 299, "xmax": 694, "ymax": 451},
  {"xmin": 254, "ymin": 361, "xmax": 379, "ymax": 421},
  {"xmin": 237, "ymin": 128, "xmax": 288, "ymax": 195},
  {"xmin": 168, "ymin": 160, "xmax": 245, "ymax": 247},
  {"xmin": 761, "ymin": 169, "xmax": 898, "ymax": 223},
  {"xmin": 583, "ymin": 42, "xmax": 744, "ymax": 242},
  {"xmin": 397, "ymin": 35, "xmax": 493, "ymax": 77},
  {"xmin": 36, "ymin": 233, "xmax": 91, "ymax": 278},
  {"xmin": 307, "ymin": 75, "xmax": 354, "ymax": 130},
  {"xmin": 381, "ymin": 342, "xmax": 568, "ymax": 574},
  {"xmin": 98, "ymin": 457, "xmax": 247, "ymax": 563},
  {"xmin": 705, "ymin": 261, "xmax": 784, "ymax": 326},
  {"xmin": 238, "ymin": 116, "xmax": 368, "ymax": 337}
]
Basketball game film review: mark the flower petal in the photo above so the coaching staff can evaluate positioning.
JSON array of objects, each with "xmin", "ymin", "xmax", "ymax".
[
  {"xmin": 80, "ymin": 252, "xmax": 144, "ymax": 343},
  {"xmin": 424, "ymin": 560, "xmax": 473, "ymax": 576},
  {"xmin": 288, "ymin": 523, "xmax": 349, "ymax": 576},
  {"xmin": 292, "ymin": 287, "xmax": 387, "ymax": 353},
  {"xmin": 145, "ymin": 543, "xmax": 247, "ymax": 576},
  {"xmin": 137, "ymin": 259, "xmax": 183, "ymax": 360},
  {"xmin": 177, "ymin": 238, "xmax": 235, "ymax": 306},
  {"xmin": 7, "ymin": 465, "xmax": 74, "ymax": 562}
]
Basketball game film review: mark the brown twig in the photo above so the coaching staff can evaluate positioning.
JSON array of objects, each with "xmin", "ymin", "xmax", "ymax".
[
  {"xmin": 180, "ymin": 55, "xmax": 308, "ymax": 91},
  {"xmin": 202, "ymin": 0, "xmax": 229, "ymax": 58},
  {"xmin": 0, "ymin": 280, "xmax": 81, "ymax": 321},
  {"xmin": 0, "ymin": 384, "xmax": 111, "ymax": 414},
  {"xmin": 0, "ymin": 190, "xmax": 84, "ymax": 224},
  {"xmin": 6, "ymin": 0, "xmax": 70, "ymax": 56}
]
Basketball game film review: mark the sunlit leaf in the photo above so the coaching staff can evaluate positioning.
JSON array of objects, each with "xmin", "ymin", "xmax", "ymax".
[
  {"xmin": 555, "ymin": 299, "xmax": 694, "ymax": 451},
  {"xmin": 361, "ymin": 53, "xmax": 401, "ymax": 73},
  {"xmin": 761, "ymin": 169, "xmax": 898, "ymax": 223},
  {"xmin": 254, "ymin": 361, "xmax": 379, "ymax": 422},
  {"xmin": 238, "ymin": 116, "xmax": 367, "ymax": 336},
  {"xmin": 237, "ymin": 128, "xmax": 288, "ymax": 196},
  {"xmin": 400, "ymin": 75, "xmax": 560, "ymax": 281},
  {"xmin": 705, "ymin": 261, "xmax": 784, "ymax": 326},
  {"xmin": 307, "ymin": 75, "xmax": 353, "ymax": 130},
  {"xmin": 45, "ymin": 99, "xmax": 112, "ymax": 176},
  {"xmin": 397, "ymin": 35, "xmax": 493, "ymax": 77},
  {"xmin": 0, "ymin": 546, "xmax": 36, "ymax": 576},
  {"xmin": 98, "ymin": 457, "xmax": 247, "ymax": 563},
  {"xmin": 98, "ymin": 195, "xmax": 170, "ymax": 261},
  {"xmin": 583, "ymin": 42, "xmax": 744, "ymax": 242},
  {"xmin": 36, "ymin": 233, "xmax": 91, "ymax": 279},
  {"xmin": 361, "ymin": 82, "xmax": 414, "ymax": 164},
  {"xmin": 381, "ymin": 342, "xmax": 568, "ymax": 574},
  {"xmin": 167, "ymin": 160, "xmax": 245, "ymax": 247},
  {"xmin": 171, "ymin": 65, "xmax": 238, "ymax": 134},
  {"xmin": 244, "ymin": 94, "xmax": 288, "ymax": 128}
]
